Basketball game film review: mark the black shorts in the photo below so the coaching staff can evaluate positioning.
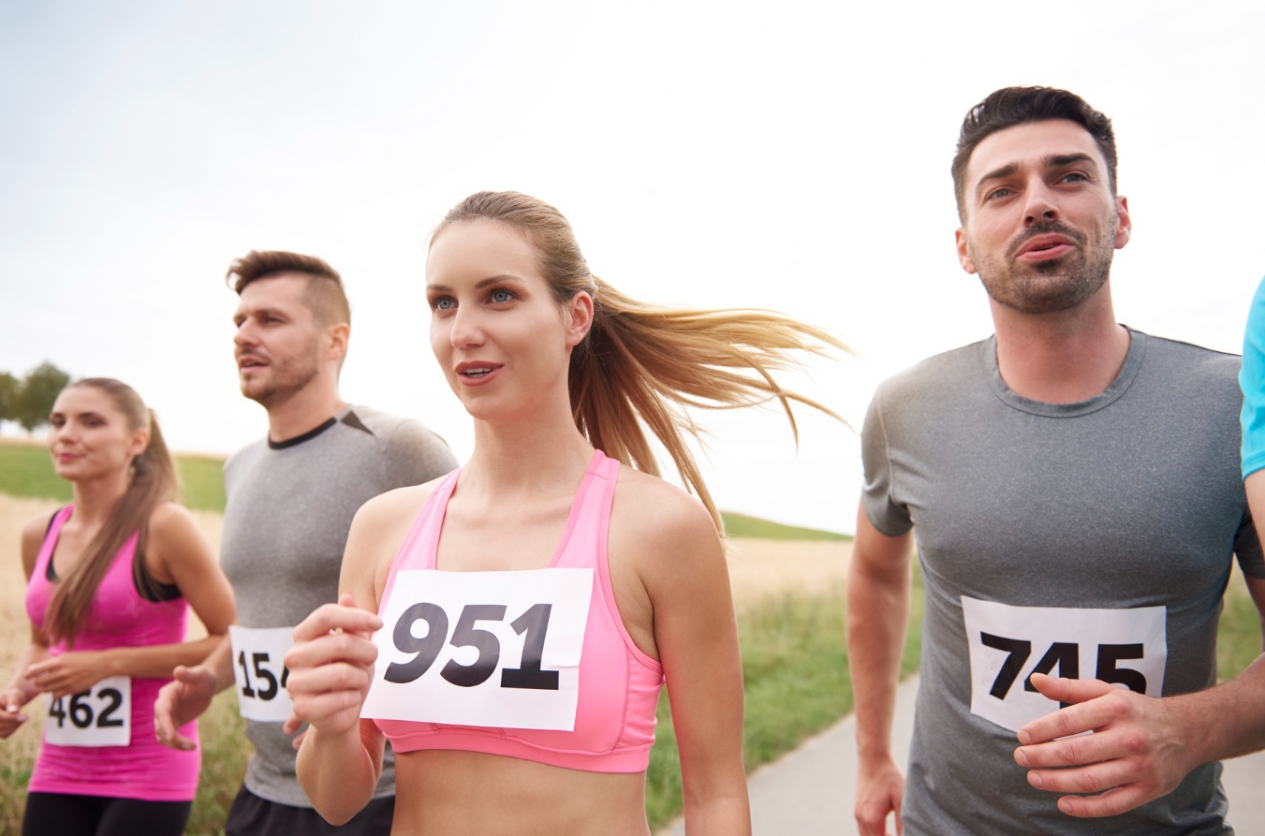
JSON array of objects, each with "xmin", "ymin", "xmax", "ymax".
[
  {"xmin": 22, "ymin": 791, "xmax": 192, "ymax": 836},
  {"xmin": 225, "ymin": 785, "xmax": 395, "ymax": 836}
]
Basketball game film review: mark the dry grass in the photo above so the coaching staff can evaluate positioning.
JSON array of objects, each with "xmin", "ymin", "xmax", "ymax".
[{"xmin": 724, "ymin": 537, "xmax": 851, "ymax": 610}]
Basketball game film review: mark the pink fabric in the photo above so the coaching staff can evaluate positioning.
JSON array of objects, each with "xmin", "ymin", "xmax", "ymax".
[
  {"xmin": 24, "ymin": 506, "xmax": 200, "ymax": 802},
  {"xmin": 374, "ymin": 449, "xmax": 665, "ymax": 773}
]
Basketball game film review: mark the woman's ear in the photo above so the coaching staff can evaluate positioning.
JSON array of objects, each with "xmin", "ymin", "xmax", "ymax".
[
  {"xmin": 128, "ymin": 427, "xmax": 151, "ymax": 458},
  {"xmin": 564, "ymin": 291, "xmax": 595, "ymax": 348}
]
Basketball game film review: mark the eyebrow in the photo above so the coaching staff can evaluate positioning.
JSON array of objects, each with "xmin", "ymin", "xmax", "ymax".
[
  {"xmin": 426, "ymin": 274, "xmax": 528, "ymax": 292},
  {"xmin": 974, "ymin": 153, "xmax": 1100, "ymax": 195}
]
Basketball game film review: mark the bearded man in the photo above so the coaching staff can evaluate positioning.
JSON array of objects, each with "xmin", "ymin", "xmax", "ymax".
[
  {"xmin": 847, "ymin": 87, "xmax": 1265, "ymax": 836},
  {"xmin": 155, "ymin": 251, "xmax": 457, "ymax": 835}
]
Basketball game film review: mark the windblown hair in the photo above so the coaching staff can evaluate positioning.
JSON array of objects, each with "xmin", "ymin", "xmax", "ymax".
[
  {"xmin": 226, "ymin": 250, "xmax": 351, "ymax": 327},
  {"xmin": 45, "ymin": 379, "xmax": 178, "ymax": 647},
  {"xmin": 433, "ymin": 191, "xmax": 847, "ymax": 532},
  {"xmin": 952, "ymin": 86, "xmax": 1118, "ymax": 220}
]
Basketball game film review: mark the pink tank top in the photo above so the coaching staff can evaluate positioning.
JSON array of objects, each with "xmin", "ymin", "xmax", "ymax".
[
  {"xmin": 373, "ymin": 450, "xmax": 665, "ymax": 773},
  {"xmin": 24, "ymin": 506, "xmax": 200, "ymax": 802}
]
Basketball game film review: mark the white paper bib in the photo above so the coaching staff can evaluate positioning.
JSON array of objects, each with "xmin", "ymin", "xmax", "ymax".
[
  {"xmin": 44, "ymin": 676, "xmax": 131, "ymax": 747},
  {"xmin": 362, "ymin": 568, "xmax": 593, "ymax": 731},
  {"xmin": 229, "ymin": 625, "xmax": 295, "ymax": 722},
  {"xmin": 961, "ymin": 596, "xmax": 1167, "ymax": 732}
]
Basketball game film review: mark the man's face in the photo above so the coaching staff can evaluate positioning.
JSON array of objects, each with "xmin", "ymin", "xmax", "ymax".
[
  {"xmin": 955, "ymin": 119, "xmax": 1131, "ymax": 314},
  {"xmin": 232, "ymin": 274, "xmax": 323, "ymax": 408}
]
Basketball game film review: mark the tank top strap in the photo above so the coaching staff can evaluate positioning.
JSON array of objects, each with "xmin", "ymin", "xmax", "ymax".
[
  {"xmin": 553, "ymin": 450, "xmax": 620, "ymax": 570},
  {"xmin": 378, "ymin": 469, "xmax": 462, "ymax": 615},
  {"xmin": 34, "ymin": 506, "xmax": 75, "ymax": 582}
]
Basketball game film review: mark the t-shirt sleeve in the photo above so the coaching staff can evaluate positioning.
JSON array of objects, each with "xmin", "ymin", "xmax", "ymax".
[
  {"xmin": 383, "ymin": 420, "xmax": 459, "ymax": 489},
  {"xmin": 861, "ymin": 382, "xmax": 913, "ymax": 537},
  {"xmin": 1240, "ymin": 276, "xmax": 1265, "ymax": 479}
]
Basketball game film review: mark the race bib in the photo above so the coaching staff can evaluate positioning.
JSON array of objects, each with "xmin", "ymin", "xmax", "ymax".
[
  {"xmin": 44, "ymin": 676, "xmax": 131, "ymax": 747},
  {"xmin": 229, "ymin": 625, "xmax": 294, "ymax": 722},
  {"xmin": 961, "ymin": 596, "xmax": 1166, "ymax": 732},
  {"xmin": 362, "ymin": 568, "xmax": 592, "ymax": 731}
]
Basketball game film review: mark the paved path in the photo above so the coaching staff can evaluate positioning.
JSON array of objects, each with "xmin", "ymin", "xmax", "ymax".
[{"xmin": 660, "ymin": 676, "xmax": 1265, "ymax": 834}]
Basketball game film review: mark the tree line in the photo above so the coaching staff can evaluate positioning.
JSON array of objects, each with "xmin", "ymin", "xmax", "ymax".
[{"xmin": 0, "ymin": 362, "xmax": 71, "ymax": 432}]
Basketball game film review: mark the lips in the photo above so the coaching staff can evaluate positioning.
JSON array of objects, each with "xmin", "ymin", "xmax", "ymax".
[
  {"xmin": 237, "ymin": 354, "xmax": 269, "ymax": 371},
  {"xmin": 455, "ymin": 361, "xmax": 504, "ymax": 385},
  {"xmin": 1016, "ymin": 234, "xmax": 1076, "ymax": 258}
]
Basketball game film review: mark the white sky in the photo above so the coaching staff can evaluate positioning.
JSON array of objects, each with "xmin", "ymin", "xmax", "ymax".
[{"xmin": 2, "ymin": 1, "xmax": 1263, "ymax": 533}]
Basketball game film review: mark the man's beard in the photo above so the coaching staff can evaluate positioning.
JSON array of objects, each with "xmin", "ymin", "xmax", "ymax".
[
  {"xmin": 239, "ymin": 348, "xmax": 320, "ymax": 409},
  {"xmin": 973, "ymin": 220, "xmax": 1115, "ymax": 315}
]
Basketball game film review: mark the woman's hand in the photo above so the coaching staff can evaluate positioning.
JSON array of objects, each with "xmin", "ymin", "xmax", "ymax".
[
  {"xmin": 0, "ymin": 683, "xmax": 37, "ymax": 738},
  {"xmin": 25, "ymin": 651, "xmax": 115, "ymax": 700},
  {"xmin": 284, "ymin": 594, "xmax": 382, "ymax": 739}
]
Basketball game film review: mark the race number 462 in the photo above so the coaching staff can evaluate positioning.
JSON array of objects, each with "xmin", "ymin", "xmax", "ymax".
[
  {"xmin": 44, "ymin": 675, "xmax": 131, "ymax": 747},
  {"xmin": 961, "ymin": 596, "xmax": 1166, "ymax": 732},
  {"xmin": 229, "ymin": 626, "xmax": 295, "ymax": 722},
  {"xmin": 363, "ymin": 568, "xmax": 593, "ymax": 732}
]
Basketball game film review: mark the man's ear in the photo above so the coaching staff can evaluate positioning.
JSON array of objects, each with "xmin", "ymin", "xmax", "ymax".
[
  {"xmin": 1114, "ymin": 195, "xmax": 1132, "ymax": 250},
  {"xmin": 326, "ymin": 322, "xmax": 350, "ymax": 362},
  {"xmin": 564, "ymin": 292, "xmax": 595, "ymax": 348},
  {"xmin": 956, "ymin": 228, "xmax": 977, "ymax": 274}
]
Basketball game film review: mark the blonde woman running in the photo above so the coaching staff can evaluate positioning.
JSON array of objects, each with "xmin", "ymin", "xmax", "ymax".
[
  {"xmin": 0, "ymin": 378, "xmax": 236, "ymax": 835},
  {"xmin": 285, "ymin": 192, "xmax": 842, "ymax": 835}
]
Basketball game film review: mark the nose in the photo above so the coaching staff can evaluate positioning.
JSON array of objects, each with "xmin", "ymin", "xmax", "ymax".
[
  {"xmin": 233, "ymin": 320, "xmax": 256, "ymax": 349},
  {"xmin": 448, "ymin": 305, "xmax": 485, "ymax": 348},
  {"xmin": 1022, "ymin": 179, "xmax": 1059, "ymax": 226}
]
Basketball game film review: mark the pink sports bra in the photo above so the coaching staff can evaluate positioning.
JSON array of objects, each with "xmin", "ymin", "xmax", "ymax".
[{"xmin": 373, "ymin": 449, "xmax": 664, "ymax": 773}]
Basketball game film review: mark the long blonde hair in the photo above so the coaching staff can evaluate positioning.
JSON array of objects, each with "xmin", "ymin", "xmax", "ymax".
[
  {"xmin": 46, "ymin": 379, "xmax": 178, "ymax": 646},
  {"xmin": 433, "ymin": 191, "xmax": 846, "ymax": 532}
]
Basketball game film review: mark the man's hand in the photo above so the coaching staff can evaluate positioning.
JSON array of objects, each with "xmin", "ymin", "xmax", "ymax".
[
  {"xmin": 25, "ymin": 651, "xmax": 113, "ymax": 700},
  {"xmin": 154, "ymin": 665, "xmax": 219, "ymax": 750},
  {"xmin": 855, "ymin": 754, "xmax": 904, "ymax": 836},
  {"xmin": 1015, "ymin": 674, "xmax": 1196, "ymax": 817}
]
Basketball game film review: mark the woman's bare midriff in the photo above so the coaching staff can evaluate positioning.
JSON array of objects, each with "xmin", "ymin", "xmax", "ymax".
[{"xmin": 390, "ymin": 748, "xmax": 651, "ymax": 835}]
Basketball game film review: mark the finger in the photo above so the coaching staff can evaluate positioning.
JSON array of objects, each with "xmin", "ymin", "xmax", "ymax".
[
  {"xmin": 1017, "ymin": 679, "xmax": 1127, "ymax": 745},
  {"xmin": 292, "ymin": 604, "xmax": 383, "ymax": 642},
  {"xmin": 1055, "ymin": 783, "xmax": 1149, "ymax": 818},
  {"xmin": 1024, "ymin": 755, "xmax": 1141, "ymax": 796},
  {"xmin": 1028, "ymin": 674, "xmax": 1116, "ymax": 706},
  {"xmin": 290, "ymin": 728, "xmax": 308, "ymax": 750},
  {"xmin": 290, "ymin": 689, "xmax": 366, "ymax": 725},
  {"xmin": 895, "ymin": 805, "xmax": 903, "ymax": 836},
  {"xmin": 285, "ymin": 632, "xmax": 378, "ymax": 672},
  {"xmin": 283, "ymin": 714, "xmax": 304, "ymax": 736},
  {"xmin": 1016, "ymin": 721, "xmax": 1143, "ymax": 769},
  {"xmin": 285, "ymin": 662, "xmax": 374, "ymax": 698}
]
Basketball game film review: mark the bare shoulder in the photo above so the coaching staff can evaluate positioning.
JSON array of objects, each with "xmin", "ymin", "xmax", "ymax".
[
  {"xmin": 19, "ymin": 512, "xmax": 53, "ymax": 579},
  {"xmin": 355, "ymin": 479, "xmax": 441, "ymax": 526},
  {"xmin": 346, "ymin": 479, "xmax": 443, "ymax": 604},
  {"xmin": 146, "ymin": 501, "xmax": 201, "ymax": 536},
  {"xmin": 609, "ymin": 468, "xmax": 723, "ymax": 572}
]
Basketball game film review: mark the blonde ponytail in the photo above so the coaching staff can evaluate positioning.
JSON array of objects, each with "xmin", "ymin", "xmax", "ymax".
[{"xmin": 435, "ymin": 192, "xmax": 846, "ymax": 531}]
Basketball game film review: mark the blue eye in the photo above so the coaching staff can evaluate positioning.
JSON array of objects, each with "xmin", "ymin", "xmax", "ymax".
[
  {"xmin": 433, "ymin": 297, "xmax": 455, "ymax": 311},
  {"xmin": 490, "ymin": 289, "xmax": 513, "ymax": 304}
]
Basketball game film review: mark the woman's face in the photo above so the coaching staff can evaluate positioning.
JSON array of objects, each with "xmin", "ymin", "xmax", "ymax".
[
  {"xmin": 426, "ymin": 218, "xmax": 591, "ymax": 423},
  {"xmin": 47, "ymin": 386, "xmax": 147, "ymax": 483}
]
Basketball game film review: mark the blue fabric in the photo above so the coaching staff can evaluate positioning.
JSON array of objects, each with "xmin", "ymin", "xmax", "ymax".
[{"xmin": 1242, "ymin": 276, "xmax": 1265, "ymax": 478}]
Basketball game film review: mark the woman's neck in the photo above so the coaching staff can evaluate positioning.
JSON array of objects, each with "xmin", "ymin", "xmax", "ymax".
[
  {"xmin": 465, "ymin": 402, "xmax": 596, "ymax": 499},
  {"xmin": 68, "ymin": 470, "xmax": 131, "ymax": 529}
]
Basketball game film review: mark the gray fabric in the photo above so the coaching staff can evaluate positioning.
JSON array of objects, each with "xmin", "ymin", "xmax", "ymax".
[
  {"xmin": 221, "ymin": 405, "xmax": 458, "ymax": 808},
  {"xmin": 861, "ymin": 330, "xmax": 1262, "ymax": 835}
]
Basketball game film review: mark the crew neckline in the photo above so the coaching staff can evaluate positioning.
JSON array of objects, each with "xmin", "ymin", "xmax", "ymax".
[
  {"xmin": 984, "ymin": 328, "xmax": 1147, "ymax": 418},
  {"xmin": 268, "ymin": 415, "xmax": 338, "ymax": 450}
]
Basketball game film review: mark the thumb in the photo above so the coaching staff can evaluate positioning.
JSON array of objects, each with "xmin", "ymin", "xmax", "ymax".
[{"xmin": 1027, "ymin": 673, "xmax": 1114, "ymax": 705}]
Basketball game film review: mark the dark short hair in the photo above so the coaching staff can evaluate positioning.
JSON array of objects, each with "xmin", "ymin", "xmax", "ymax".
[
  {"xmin": 952, "ymin": 87, "xmax": 1117, "ymax": 220},
  {"xmin": 225, "ymin": 250, "xmax": 351, "ymax": 326}
]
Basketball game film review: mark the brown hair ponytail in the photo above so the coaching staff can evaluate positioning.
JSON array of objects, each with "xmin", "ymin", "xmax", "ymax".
[
  {"xmin": 46, "ymin": 379, "xmax": 179, "ymax": 646},
  {"xmin": 434, "ymin": 191, "xmax": 846, "ymax": 532}
]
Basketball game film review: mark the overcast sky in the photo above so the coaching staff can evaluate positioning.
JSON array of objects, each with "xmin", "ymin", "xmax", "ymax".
[{"xmin": 3, "ymin": 1, "xmax": 1263, "ymax": 533}]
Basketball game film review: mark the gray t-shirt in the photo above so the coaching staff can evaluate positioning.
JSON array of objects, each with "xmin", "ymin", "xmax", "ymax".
[
  {"xmin": 221, "ymin": 405, "xmax": 458, "ymax": 808},
  {"xmin": 862, "ymin": 330, "xmax": 1264, "ymax": 836}
]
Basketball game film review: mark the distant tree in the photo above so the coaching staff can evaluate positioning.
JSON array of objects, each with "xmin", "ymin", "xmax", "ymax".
[
  {"xmin": 0, "ymin": 371, "xmax": 18, "ymax": 422},
  {"xmin": 15, "ymin": 362, "xmax": 71, "ymax": 433}
]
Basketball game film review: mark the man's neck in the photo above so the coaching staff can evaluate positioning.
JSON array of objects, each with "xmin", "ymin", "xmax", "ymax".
[
  {"xmin": 990, "ymin": 285, "xmax": 1131, "ymax": 404},
  {"xmin": 265, "ymin": 382, "xmax": 347, "ymax": 444}
]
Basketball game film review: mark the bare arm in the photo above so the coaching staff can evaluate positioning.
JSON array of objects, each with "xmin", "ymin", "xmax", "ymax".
[
  {"xmin": 26, "ymin": 503, "xmax": 237, "ymax": 696},
  {"xmin": 1015, "ymin": 476, "xmax": 1265, "ymax": 817},
  {"xmin": 291, "ymin": 489, "xmax": 420, "ymax": 825},
  {"xmin": 2, "ymin": 515, "xmax": 61, "ymax": 736},
  {"xmin": 846, "ymin": 501, "xmax": 914, "ymax": 836},
  {"xmin": 631, "ymin": 488, "xmax": 750, "ymax": 835}
]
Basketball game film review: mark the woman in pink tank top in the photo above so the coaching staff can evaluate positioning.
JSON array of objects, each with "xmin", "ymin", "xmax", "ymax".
[
  {"xmin": 0, "ymin": 378, "xmax": 237, "ymax": 836},
  {"xmin": 285, "ymin": 192, "xmax": 844, "ymax": 836}
]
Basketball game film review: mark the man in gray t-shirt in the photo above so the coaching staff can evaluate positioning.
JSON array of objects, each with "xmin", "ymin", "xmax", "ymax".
[
  {"xmin": 155, "ymin": 251, "xmax": 457, "ymax": 835},
  {"xmin": 848, "ymin": 88, "xmax": 1265, "ymax": 836}
]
